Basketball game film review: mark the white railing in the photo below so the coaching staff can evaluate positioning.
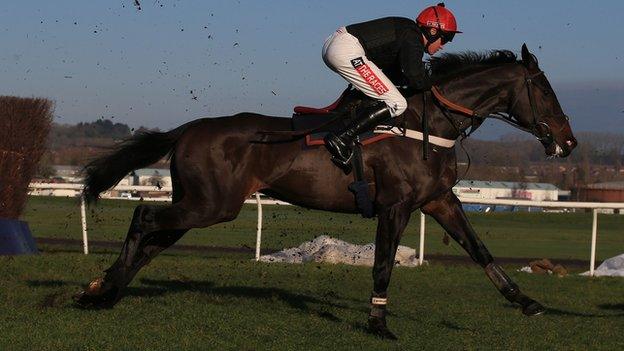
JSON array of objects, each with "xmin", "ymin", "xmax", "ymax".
[
  {"xmin": 439, "ymin": 197, "xmax": 624, "ymax": 276},
  {"xmin": 28, "ymin": 182, "xmax": 623, "ymax": 276}
]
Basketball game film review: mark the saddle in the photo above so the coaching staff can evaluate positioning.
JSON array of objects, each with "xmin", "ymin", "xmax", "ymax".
[{"xmin": 291, "ymin": 86, "xmax": 396, "ymax": 147}]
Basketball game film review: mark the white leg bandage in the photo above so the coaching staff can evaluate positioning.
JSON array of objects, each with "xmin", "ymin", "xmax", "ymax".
[{"xmin": 371, "ymin": 297, "xmax": 388, "ymax": 305}]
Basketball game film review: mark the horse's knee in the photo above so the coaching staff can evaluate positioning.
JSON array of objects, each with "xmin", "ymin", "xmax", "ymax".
[
  {"xmin": 452, "ymin": 236, "xmax": 493, "ymax": 267},
  {"xmin": 474, "ymin": 242, "xmax": 493, "ymax": 266}
]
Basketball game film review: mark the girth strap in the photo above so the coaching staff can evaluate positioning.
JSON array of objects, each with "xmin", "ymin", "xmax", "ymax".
[{"xmin": 373, "ymin": 126, "xmax": 456, "ymax": 148}]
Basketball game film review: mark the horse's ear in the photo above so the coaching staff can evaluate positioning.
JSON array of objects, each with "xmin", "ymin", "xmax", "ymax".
[{"xmin": 521, "ymin": 43, "xmax": 538, "ymax": 70}]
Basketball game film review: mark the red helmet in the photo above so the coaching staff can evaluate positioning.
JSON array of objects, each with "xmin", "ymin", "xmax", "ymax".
[{"xmin": 416, "ymin": 3, "xmax": 461, "ymax": 33}]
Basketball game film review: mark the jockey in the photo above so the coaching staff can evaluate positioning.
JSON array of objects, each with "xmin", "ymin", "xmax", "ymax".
[{"xmin": 322, "ymin": 3, "xmax": 460, "ymax": 173}]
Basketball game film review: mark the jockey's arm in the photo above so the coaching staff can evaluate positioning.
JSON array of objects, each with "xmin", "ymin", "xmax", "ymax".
[{"xmin": 398, "ymin": 28, "xmax": 432, "ymax": 92}]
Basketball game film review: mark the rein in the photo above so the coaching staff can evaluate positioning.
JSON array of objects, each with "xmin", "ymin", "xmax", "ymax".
[
  {"xmin": 432, "ymin": 85, "xmax": 526, "ymax": 135},
  {"xmin": 431, "ymin": 86, "xmax": 476, "ymax": 117}
]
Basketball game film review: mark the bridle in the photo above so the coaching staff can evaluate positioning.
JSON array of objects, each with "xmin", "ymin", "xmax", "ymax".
[{"xmin": 487, "ymin": 69, "xmax": 568, "ymax": 146}]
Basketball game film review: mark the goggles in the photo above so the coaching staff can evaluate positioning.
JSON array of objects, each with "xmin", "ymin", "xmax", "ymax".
[{"xmin": 440, "ymin": 31, "xmax": 455, "ymax": 45}]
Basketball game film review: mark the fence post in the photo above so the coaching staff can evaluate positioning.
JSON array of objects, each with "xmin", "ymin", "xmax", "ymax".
[
  {"xmin": 419, "ymin": 212, "xmax": 426, "ymax": 265},
  {"xmin": 80, "ymin": 195, "xmax": 89, "ymax": 255},
  {"xmin": 589, "ymin": 209, "xmax": 598, "ymax": 276},
  {"xmin": 255, "ymin": 193, "xmax": 263, "ymax": 261}
]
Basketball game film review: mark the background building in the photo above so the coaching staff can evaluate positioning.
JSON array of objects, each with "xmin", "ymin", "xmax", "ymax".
[
  {"xmin": 579, "ymin": 182, "xmax": 624, "ymax": 202},
  {"xmin": 453, "ymin": 180, "xmax": 560, "ymax": 201},
  {"xmin": 51, "ymin": 165, "xmax": 82, "ymax": 182},
  {"xmin": 128, "ymin": 168, "xmax": 171, "ymax": 188}
]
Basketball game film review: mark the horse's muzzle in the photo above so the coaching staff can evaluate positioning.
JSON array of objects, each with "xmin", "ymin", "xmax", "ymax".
[
  {"xmin": 559, "ymin": 136, "xmax": 578, "ymax": 157},
  {"xmin": 544, "ymin": 136, "xmax": 577, "ymax": 158}
]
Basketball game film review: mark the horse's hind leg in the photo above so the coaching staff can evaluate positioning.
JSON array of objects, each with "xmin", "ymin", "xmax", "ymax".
[
  {"xmin": 421, "ymin": 192, "xmax": 545, "ymax": 316},
  {"xmin": 74, "ymin": 206, "xmax": 186, "ymax": 308},
  {"xmin": 75, "ymin": 192, "xmax": 247, "ymax": 309}
]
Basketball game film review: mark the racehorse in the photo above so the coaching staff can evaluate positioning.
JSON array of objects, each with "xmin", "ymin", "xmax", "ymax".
[{"xmin": 74, "ymin": 44, "xmax": 577, "ymax": 339}]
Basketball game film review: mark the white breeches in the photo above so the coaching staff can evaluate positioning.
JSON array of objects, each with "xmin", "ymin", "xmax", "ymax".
[{"xmin": 322, "ymin": 27, "xmax": 408, "ymax": 117}]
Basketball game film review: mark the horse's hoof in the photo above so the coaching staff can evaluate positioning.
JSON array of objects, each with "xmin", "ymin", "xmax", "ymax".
[
  {"xmin": 367, "ymin": 317, "xmax": 398, "ymax": 340},
  {"xmin": 73, "ymin": 278, "xmax": 119, "ymax": 309},
  {"xmin": 73, "ymin": 290, "xmax": 118, "ymax": 309},
  {"xmin": 73, "ymin": 290, "xmax": 96, "ymax": 308},
  {"xmin": 86, "ymin": 277, "xmax": 105, "ymax": 295},
  {"xmin": 522, "ymin": 300, "xmax": 546, "ymax": 316}
]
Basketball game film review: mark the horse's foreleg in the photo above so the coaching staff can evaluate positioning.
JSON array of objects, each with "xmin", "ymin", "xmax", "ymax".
[
  {"xmin": 421, "ymin": 192, "xmax": 545, "ymax": 316},
  {"xmin": 368, "ymin": 202, "xmax": 412, "ymax": 340}
]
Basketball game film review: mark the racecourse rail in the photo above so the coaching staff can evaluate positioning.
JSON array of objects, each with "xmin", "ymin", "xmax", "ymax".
[{"xmin": 28, "ymin": 182, "xmax": 624, "ymax": 276}]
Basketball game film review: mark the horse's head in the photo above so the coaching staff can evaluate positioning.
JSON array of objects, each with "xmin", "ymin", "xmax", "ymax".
[{"xmin": 508, "ymin": 44, "xmax": 577, "ymax": 157}]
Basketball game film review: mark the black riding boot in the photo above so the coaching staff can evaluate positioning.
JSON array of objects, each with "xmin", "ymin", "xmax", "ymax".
[{"xmin": 324, "ymin": 103, "xmax": 392, "ymax": 174}]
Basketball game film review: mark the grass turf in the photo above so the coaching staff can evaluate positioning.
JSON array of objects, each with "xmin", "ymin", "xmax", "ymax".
[
  {"xmin": 5, "ymin": 196, "xmax": 624, "ymax": 350},
  {"xmin": 1, "ymin": 252, "xmax": 623, "ymax": 350},
  {"xmin": 22, "ymin": 196, "xmax": 624, "ymax": 262}
]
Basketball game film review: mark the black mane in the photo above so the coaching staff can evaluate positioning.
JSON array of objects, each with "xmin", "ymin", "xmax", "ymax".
[{"xmin": 428, "ymin": 50, "xmax": 518, "ymax": 82}]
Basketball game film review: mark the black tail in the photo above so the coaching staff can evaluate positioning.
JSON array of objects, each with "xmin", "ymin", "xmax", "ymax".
[{"xmin": 82, "ymin": 122, "xmax": 193, "ymax": 204}]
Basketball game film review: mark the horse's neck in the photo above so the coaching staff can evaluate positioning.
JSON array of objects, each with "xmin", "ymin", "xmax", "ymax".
[
  {"xmin": 408, "ymin": 65, "xmax": 520, "ymax": 140},
  {"xmin": 446, "ymin": 67, "xmax": 519, "ymax": 114}
]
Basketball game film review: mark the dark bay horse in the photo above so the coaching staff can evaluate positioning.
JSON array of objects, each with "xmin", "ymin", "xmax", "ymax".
[{"xmin": 75, "ymin": 44, "xmax": 577, "ymax": 339}]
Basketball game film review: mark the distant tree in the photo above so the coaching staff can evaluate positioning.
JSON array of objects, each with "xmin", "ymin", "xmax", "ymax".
[
  {"xmin": 56, "ymin": 119, "xmax": 132, "ymax": 141},
  {"xmin": 36, "ymin": 154, "xmax": 56, "ymax": 178},
  {"xmin": 0, "ymin": 96, "xmax": 53, "ymax": 218}
]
